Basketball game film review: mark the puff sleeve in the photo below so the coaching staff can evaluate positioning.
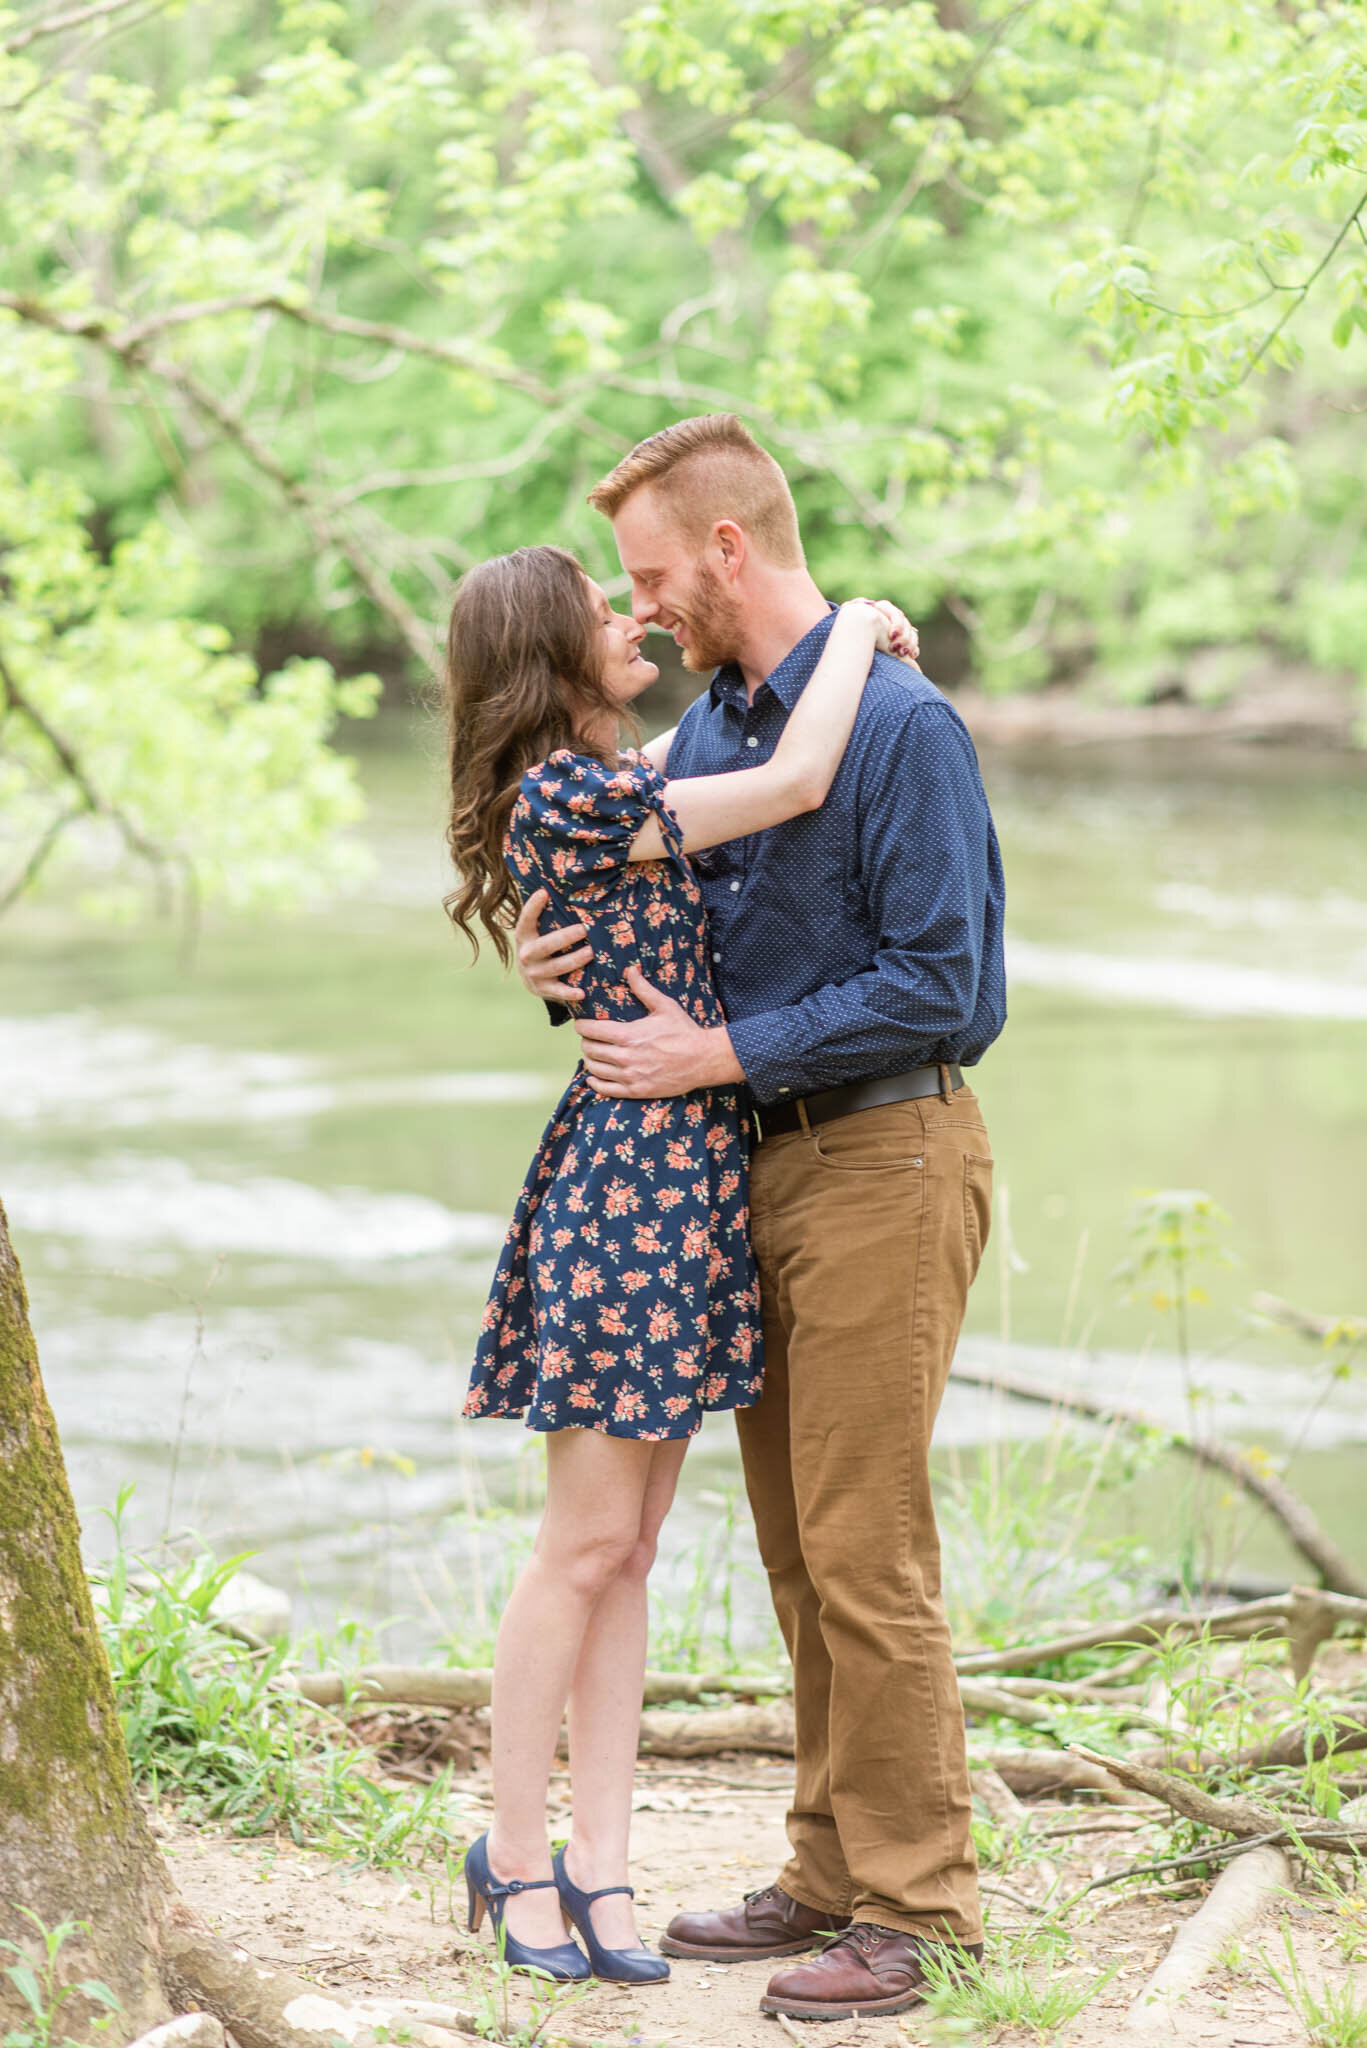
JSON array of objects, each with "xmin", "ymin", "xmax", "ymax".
[{"xmin": 512, "ymin": 748, "xmax": 683, "ymax": 899}]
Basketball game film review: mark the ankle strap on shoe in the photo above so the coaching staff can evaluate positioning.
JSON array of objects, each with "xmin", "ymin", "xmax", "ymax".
[
  {"xmin": 488, "ymin": 1875, "xmax": 558, "ymax": 1900},
  {"xmin": 578, "ymin": 1883, "xmax": 634, "ymax": 1902}
]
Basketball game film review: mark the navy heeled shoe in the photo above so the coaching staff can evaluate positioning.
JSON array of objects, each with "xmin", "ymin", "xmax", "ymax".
[
  {"xmin": 464, "ymin": 1833, "xmax": 591, "ymax": 1981},
  {"xmin": 552, "ymin": 1844, "xmax": 670, "ymax": 1983}
]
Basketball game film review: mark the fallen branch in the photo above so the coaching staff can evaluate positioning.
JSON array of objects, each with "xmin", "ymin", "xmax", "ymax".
[
  {"xmin": 1069, "ymin": 1744, "xmax": 1286, "ymax": 1835},
  {"xmin": 1228, "ymin": 1706, "xmax": 1367, "ymax": 1774},
  {"xmin": 290, "ymin": 1664, "xmax": 791, "ymax": 1710},
  {"xmin": 1251, "ymin": 1293, "xmax": 1365, "ymax": 1344},
  {"xmin": 1121, "ymin": 1789, "xmax": 1367, "ymax": 2029},
  {"xmin": 958, "ymin": 1679, "xmax": 1057, "ymax": 1728},
  {"xmin": 1068, "ymin": 1744, "xmax": 1367, "ymax": 1854},
  {"xmin": 955, "ymin": 1597, "xmax": 1294, "ymax": 1677},
  {"xmin": 291, "ymin": 1661, "xmax": 1111, "ymax": 1744},
  {"xmin": 969, "ymin": 1747, "xmax": 1154, "ymax": 1805},
  {"xmin": 1124, "ymin": 1843, "xmax": 1291, "ymax": 2031},
  {"xmin": 635, "ymin": 1701, "xmax": 795, "ymax": 1757},
  {"xmin": 949, "ymin": 1357, "xmax": 1367, "ymax": 1597},
  {"xmin": 971, "ymin": 1768, "xmax": 1028, "ymax": 1829}
]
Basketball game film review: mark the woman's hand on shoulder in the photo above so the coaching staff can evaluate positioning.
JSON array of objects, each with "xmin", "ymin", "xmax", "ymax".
[{"xmin": 841, "ymin": 599, "xmax": 918, "ymax": 665}]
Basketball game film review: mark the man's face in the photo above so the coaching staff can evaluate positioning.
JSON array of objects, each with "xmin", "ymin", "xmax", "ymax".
[{"xmin": 611, "ymin": 488, "xmax": 746, "ymax": 674}]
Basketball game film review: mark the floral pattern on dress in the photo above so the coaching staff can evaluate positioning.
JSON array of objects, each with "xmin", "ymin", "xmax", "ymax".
[{"xmin": 464, "ymin": 749, "xmax": 763, "ymax": 1441}]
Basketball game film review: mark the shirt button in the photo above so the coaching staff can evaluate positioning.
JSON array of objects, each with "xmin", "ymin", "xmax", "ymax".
[
  {"xmin": 778, "ymin": 1086, "xmax": 790, "ymax": 1094},
  {"xmin": 712, "ymin": 950, "xmax": 721, "ymax": 962},
  {"xmin": 745, "ymin": 735, "xmax": 759, "ymax": 749},
  {"xmin": 729, "ymin": 880, "xmax": 740, "ymax": 892}
]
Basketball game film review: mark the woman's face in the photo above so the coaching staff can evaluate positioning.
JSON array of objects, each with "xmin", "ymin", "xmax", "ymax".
[{"xmin": 585, "ymin": 576, "xmax": 659, "ymax": 709}]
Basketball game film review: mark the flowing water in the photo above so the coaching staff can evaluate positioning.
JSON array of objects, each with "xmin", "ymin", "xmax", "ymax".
[{"xmin": 3, "ymin": 717, "xmax": 1365, "ymax": 1653}]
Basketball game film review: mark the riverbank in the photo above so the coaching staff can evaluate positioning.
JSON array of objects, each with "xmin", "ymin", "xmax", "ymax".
[
  {"xmin": 953, "ymin": 664, "xmax": 1360, "ymax": 751},
  {"xmin": 153, "ymin": 1672, "xmax": 1365, "ymax": 2048},
  {"xmin": 83, "ymin": 1515, "xmax": 1367, "ymax": 2048},
  {"xmin": 634, "ymin": 628, "xmax": 1364, "ymax": 752}
]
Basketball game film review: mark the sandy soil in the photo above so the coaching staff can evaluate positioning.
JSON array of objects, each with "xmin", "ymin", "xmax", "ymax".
[{"xmin": 159, "ymin": 1740, "xmax": 1360, "ymax": 2048}]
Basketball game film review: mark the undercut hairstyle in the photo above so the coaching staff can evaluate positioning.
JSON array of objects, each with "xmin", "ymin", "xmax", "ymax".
[
  {"xmin": 587, "ymin": 414, "xmax": 804, "ymax": 568},
  {"xmin": 441, "ymin": 545, "xmax": 633, "ymax": 966}
]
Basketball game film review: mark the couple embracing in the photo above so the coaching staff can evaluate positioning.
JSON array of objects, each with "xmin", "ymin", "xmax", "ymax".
[{"xmin": 443, "ymin": 414, "xmax": 1005, "ymax": 2024}]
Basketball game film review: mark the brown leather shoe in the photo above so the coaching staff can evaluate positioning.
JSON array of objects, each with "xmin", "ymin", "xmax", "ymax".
[
  {"xmin": 659, "ymin": 1883, "xmax": 851, "ymax": 1963},
  {"xmin": 760, "ymin": 1923, "xmax": 984, "ymax": 2019}
]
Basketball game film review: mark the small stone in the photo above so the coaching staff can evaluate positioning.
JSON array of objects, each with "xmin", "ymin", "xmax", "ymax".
[{"xmin": 210, "ymin": 1571, "xmax": 292, "ymax": 1642}]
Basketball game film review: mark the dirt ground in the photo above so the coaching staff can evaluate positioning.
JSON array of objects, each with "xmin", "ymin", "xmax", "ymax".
[{"xmin": 160, "ymin": 1741, "xmax": 1360, "ymax": 2048}]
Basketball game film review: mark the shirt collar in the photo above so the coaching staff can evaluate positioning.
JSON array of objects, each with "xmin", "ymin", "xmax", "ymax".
[{"xmin": 709, "ymin": 606, "xmax": 838, "ymax": 714}]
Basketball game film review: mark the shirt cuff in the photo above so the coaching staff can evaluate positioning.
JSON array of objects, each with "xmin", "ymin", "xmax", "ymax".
[{"xmin": 725, "ymin": 1010, "xmax": 802, "ymax": 1105}]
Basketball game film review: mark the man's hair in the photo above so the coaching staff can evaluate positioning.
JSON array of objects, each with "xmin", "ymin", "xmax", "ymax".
[{"xmin": 587, "ymin": 414, "xmax": 803, "ymax": 568}]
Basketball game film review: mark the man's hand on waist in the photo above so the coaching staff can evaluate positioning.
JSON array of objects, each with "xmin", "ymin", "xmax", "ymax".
[{"xmin": 575, "ymin": 965, "xmax": 744, "ymax": 1098}]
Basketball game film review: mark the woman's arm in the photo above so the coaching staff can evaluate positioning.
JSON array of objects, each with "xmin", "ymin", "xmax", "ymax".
[{"xmin": 626, "ymin": 602, "xmax": 899, "ymax": 862}]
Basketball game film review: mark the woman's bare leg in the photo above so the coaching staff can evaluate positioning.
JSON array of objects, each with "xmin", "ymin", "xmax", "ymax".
[
  {"xmin": 484, "ymin": 1427, "xmax": 660, "ymax": 1948},
  {"xmin": 562, "ymin": 1439, "xmax": 689, "ymax": 1948}
]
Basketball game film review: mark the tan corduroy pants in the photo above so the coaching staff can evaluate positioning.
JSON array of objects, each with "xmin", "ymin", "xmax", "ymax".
[{"xmin": 736, "ymin": 1085, "xmax": 993, "ymax": 1944}]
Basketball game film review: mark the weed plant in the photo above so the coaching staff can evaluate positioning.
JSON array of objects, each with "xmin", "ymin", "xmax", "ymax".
[
  {"xmin": 648, "ymin": 1488, "xmax": 782, "ymax": 1674},
  {"xmin": 917, "ymin": 1924, "xmax": 1117, "ymax": 2040},
  {"xmin": 0, "ymin": 1914, "xmax": 119, "ymax": 2048},
  {"xmin": 92, "ymin": 1488, "xmax": 466, "ymax": 1870},
  {"xmin": 1266, "ymin": 1921, "xmax": 1367, "ymax": 2048},
  {"xmin": 457, "ymin": 1937, "xmax": 600, "ymax": 2048},
  {"xmin": 936, "ymin": 1425, "xmax": 1161, "ymax": 1650}
]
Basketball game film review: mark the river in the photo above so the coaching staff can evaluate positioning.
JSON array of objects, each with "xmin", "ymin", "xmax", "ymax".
[{"xmin": 4, "ymin": 717, "xmax": 1365, "ymax": 1656}]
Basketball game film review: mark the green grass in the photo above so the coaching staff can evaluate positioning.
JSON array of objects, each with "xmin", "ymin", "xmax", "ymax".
[
  {"xmin": 92, "ymin": 1487, "xmax": 467, "ymax": 1871},
  {"xmin": 1267, "ymin": 1922, "xmax": 1367, "ymax": 2048},
  {"xmin": 917, "ymin": 1930, "xmax": 1117, "ymax": 2040}
]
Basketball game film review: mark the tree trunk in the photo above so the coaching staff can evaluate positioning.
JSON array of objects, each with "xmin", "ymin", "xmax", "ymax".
[{"xmin": 0, "ymin": 1201, "xmax": 174, "ymax": 2038}]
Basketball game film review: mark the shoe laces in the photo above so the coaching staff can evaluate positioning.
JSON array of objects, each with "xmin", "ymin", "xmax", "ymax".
[
  {"xmin": 743, "ymin": 1884, "xmax": 785, "ymax": 1906},
  {"xmin": 822, "ymin": 1923, "xmax": 895, "ymax": 1956}
]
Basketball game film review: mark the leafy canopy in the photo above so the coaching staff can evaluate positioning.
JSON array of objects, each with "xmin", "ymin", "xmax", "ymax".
[{"xmin": 1, "ymin": 0, "xmax": 1364, "ymax": 912}]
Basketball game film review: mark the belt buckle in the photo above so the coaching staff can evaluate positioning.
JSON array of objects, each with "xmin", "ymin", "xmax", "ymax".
[{"xmin": 751, "ymin": 1105, "xmax": 764, "ymax": 1145}]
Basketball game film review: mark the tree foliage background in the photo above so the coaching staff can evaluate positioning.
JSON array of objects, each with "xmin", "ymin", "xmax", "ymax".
[{"xmin": 2, "ymin": 0, "xmax": 1365, "ymax": 906}]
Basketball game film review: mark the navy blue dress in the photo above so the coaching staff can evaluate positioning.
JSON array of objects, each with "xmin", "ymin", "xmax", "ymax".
[{"xmin": 464, "ymin": 750, "xmax": 763, "ymax": 1440}]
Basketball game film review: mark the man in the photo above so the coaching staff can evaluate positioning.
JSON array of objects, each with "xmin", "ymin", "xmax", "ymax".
[{"xmin": 514, "ymin": 414, "xmax": 1005, "ymax": 2022}]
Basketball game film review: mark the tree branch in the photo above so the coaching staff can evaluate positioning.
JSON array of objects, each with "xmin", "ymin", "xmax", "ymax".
[
  {"xmin": 1068, "ymin": 1742, "xmax": 1367, "ymax": 1855},
  {"xmin": 0, "ymin": 294, "xmax": 442, "ymax": 666},
  {"xmin": 1239, "ymin": 182, "xmax": 1367, "ymax": 384},
  {"xmin": 0, "ymin": 290, "xmax": 640, "ymax": 660},
  {"xmin": 0, "ymin": 804, "xmax": 86, "ymax": 914},
  {"xmin": 0, "ymin": 644, "xmax": 177, "ymax": 876},
  {"xmin": 949, "ymin": 1355, "xmax": 1367, "ymax": 1596},
  {"xmin": 2, "ymin": 0, "xmax": 154, "ymax": 54}
]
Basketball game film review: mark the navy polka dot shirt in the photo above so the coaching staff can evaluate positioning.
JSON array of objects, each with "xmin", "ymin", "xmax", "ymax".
[{"xmin": 665, "ymin": 609, "xmax": 1007, "ymax": 1106}]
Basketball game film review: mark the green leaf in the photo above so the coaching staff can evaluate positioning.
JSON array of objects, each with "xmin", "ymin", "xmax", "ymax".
[{"xmin": 2, "ymin": 1965, "xmax": 43, "ymax": 2020}]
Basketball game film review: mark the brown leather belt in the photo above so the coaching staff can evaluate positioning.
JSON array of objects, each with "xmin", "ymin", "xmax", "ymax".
[{"xmin": 753, "ymin": 1063, "xmax": 964, "ymax": 1143}]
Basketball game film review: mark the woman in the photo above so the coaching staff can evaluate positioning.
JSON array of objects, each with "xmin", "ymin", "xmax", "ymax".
[{"xmin": 443, "ymin": 545, "xmax": 908, "ymax": 1984}]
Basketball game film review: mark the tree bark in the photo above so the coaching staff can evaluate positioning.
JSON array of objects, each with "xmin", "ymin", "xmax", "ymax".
[{"xmin": 0, "ymin": 1201, "xmax": 174, "ymax": 2038}]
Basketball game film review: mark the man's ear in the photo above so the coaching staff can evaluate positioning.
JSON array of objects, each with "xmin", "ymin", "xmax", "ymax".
[{"xmin": 713, "ymin": 519, "xmax": 746, "ymax": 578}]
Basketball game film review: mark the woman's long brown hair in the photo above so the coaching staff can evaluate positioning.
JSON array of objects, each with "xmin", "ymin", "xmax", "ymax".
[{"xmin": 442, "ymin": 545, "xmax": 630, "ymax": 965}]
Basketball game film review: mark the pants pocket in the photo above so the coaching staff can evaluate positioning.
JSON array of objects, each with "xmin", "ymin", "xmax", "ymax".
[{"xmin": 963, "ymin": 1152, "xmax": 994, "ymax": 1281}]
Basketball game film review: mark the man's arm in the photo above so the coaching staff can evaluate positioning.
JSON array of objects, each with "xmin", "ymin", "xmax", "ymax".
[
  {"xmin": 726, "ymin": 705, "xmax": 994, "ymax": 1101},
  {"xmin": 575, "ymin": 701, "xmax": 996, "ymax": 1100}
]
